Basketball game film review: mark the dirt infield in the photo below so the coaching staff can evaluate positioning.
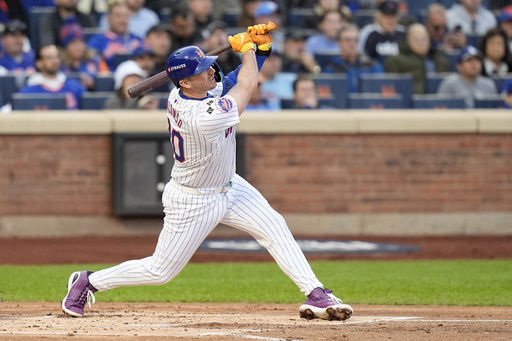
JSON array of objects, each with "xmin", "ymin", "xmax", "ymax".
[
  {"xmin": 1, "ymin": 235, "xmax": 511, "ymax": 340},
  {"xmin": 1, "ymin": 302, "xmax": 511, "ymax": 340}
]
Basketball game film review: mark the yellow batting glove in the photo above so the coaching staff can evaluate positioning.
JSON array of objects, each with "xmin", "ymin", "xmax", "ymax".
[
  {"xmin": 248, "ymin": 24, "xmax": 273, "ymax": 51},
  {"xmin": 228, "ymin": 32, "xmax": 255, "ymax": 54}
]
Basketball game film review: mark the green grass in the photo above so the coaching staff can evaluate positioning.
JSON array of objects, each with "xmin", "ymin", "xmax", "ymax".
[{"xmin": 0, "ymin": 260, "xmax": 511, "ymax": 306}]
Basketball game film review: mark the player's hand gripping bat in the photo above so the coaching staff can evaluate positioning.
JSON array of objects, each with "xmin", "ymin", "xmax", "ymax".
[{"xmin": 127, "ymin": 21, "xmax": 277, "ymax": 99}]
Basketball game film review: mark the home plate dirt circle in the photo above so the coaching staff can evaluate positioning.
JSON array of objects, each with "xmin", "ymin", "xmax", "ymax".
[{"xmin": 1, "ymin": 302, "xmax": 511, "ymax": 340}]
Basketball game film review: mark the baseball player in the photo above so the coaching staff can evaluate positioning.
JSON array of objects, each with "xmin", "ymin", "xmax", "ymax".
[{"xmin": 62, "ymin": 24, "xmax": 353, "ymax": 321}]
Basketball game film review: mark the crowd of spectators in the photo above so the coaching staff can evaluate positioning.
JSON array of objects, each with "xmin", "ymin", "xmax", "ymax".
[{"xmin": 0, "ymin": 0, "xmax": 510, "ymax": 111}]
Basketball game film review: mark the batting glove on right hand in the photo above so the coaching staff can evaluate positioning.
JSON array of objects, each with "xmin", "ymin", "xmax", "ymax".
[
  {"xmin": 228, "ymin": 32, "xmax": 255, "ymax": 54},
  {"xmin": 248, "ymin": 24, "xmax": 273, "ymax": 51}
]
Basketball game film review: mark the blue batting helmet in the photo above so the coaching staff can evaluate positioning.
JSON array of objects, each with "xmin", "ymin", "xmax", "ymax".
[{"xmin": 166, "ymin": 46, "xmax": 218, "ymax": 87}]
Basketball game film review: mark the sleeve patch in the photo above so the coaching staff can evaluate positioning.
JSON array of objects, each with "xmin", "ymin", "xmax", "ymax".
[{"xmin": 215, "ymin": 98, "xmax": 233, "ymax": 113}]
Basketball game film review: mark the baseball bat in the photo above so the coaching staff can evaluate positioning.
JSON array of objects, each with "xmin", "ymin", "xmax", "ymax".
[{"xmin": 127, "ymin": 21, "xmax": 277, "ymax": 99}]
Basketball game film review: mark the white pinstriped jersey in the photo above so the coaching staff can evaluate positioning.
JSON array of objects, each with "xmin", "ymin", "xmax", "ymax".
[{"xmin": 166, "ymin": 83, "xmax": 240, "ymax": 188}]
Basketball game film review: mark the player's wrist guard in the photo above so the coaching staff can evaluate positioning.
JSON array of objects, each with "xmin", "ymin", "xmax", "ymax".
[{"xmin": 256, "ymin": 44, "xmax": 272, "ymax": 57}]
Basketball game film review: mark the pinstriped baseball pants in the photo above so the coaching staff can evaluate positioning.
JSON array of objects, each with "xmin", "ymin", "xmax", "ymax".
[{"xmin": 89, "ymin": 173, "xmax": 323, "ymax": 296}]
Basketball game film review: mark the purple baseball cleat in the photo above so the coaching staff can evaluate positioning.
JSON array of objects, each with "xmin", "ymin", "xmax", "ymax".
[
  {"xmin": 62, "ymin": 271, "xmax": 97, "ymax": 317},
  {"xmin": 299, "ymin": 287, "xmax": 353, "ymax": 321}
]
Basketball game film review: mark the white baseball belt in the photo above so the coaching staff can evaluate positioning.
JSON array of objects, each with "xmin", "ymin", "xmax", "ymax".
[{"xmin": 175, "ymin": 181, "xmax": 233, "ymax": 195}]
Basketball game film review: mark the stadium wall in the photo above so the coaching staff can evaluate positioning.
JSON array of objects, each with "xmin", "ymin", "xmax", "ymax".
[{"xmin": 0, "ymin": 110, "xmax": 511, "ymax": 237}]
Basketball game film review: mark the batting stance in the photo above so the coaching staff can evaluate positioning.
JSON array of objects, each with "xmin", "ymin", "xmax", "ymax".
[{"xmin": 62, "ymin": 24, "xmax": 353, "ymax": 321}]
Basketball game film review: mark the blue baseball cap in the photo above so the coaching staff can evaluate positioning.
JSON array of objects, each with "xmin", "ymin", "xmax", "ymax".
[
  {"xmin": 457, "ymin": 46, "xmax": 481, "ymax": 63},
  {"xmin": 255, "ymin": 1, "xmax": 279, "ymax": 18},
  {"xmin": 498, "ymin": 6, "xmax": 512, "ymax": 23},
  {"xmin": 131, "ymin": 44, "xmax": 155, "ymax": 59}
]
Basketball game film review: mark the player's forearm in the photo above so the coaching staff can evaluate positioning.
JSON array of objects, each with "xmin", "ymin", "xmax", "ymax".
[{"xmin": 228, "ymin": 50, "xmax": 258, "ymax": 115}]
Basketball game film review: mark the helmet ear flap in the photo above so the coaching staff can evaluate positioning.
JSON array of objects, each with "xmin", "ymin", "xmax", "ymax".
[{"xmin": 212, "ymin": 62, "xmax": 224, "ymax": 82}]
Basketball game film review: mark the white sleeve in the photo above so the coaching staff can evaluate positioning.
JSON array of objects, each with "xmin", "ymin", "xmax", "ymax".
[{"xmin": 197, "ymin": 95, "xmax": 240, "ymax": 143}]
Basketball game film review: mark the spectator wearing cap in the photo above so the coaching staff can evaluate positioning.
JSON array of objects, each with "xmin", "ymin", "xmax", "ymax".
[
  {"xmin": 446, "ymin": 0, "xmax": 496, "ymax": 36},
  {"xmin": 497, "ymin": 6, "xmax": 512, "ymax": 58},
  {"xmin": 478, "ymin": 27, "xmax": 512, "ymax": 77},
  {"xmin": 38, "ymin": 0, "xmax": 95, "ymax": 49},
  {"xmin": 187, "ymin": 0, "xmax": 214, "ymax": 32},
  {"xmin": 144, "ymin": 24, "xmax": 173, "ymax": 76},
  {"xmin": 323, "ymin": 24, "xmax": 384, "ymax": 93},
  {"xmin": 384, "ymin": 23, "xmax": 450, "ymax": 94},
  {"xmin": 99, "ymin": 0, "xmax": 159, "ymax": 39},
  {"xmin": 502, "ymin": 80, "xmax": 512, "ymax": 109},
  {"xmin": 130, "ymin": 44, "xmax": 156, "ymax": 74},
  {"xmin": 0, "ymin": 19, "xmax": 35, "ymax": 75},
  {"xmin": 303, "ymin": 9, "xmax": 346, "ymax": 73},
  {"xmin": 200, "ymin": 20, "xmax": 241, "ymax": 73},
  {"xmin": 437, "ymin": 46, "xmax": 497, "ymax": 109},
  {"xmin": 253, "ymin": 1, "xmax": 284, "ymax": 53},
  {"xmin": 18, "ymin": 44, "xmax": 86, "ymax": 110},
  {"xmin": 281, "ymin": 30, "xmax": 310, "ymax": 73},
  {"xmin": 59, "ymin": 18, "xmax": 100, "ymax": 90},
  {"xmin": 358, "ymin": 0, "xmax": 406, "ymax": 62},
  {"xmin": 88, "ymin": 0, "xmax": 144, "ymax": 72},
  {"xmin": 168, "ymin": 2, "xmax": 204, "ymax": 52},
  {"xmin": 104, "ymin": 59, "xmax": 158, "ymax": 109}
]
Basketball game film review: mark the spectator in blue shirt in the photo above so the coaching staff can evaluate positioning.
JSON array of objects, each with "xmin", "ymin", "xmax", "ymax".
[
  {"xmin": 98, "ymin": 0, "xmax": 159, "ymax": 38},
  {"xmin": 19, "ymin": 45, "xmax": 86, "ymax": 110},
  {"xmin": 323, "ymin": 24, "xmax": 384, "ymax": 93},
  {"xmin": 88, "ymin": 0, "xmax": 143, "ymax": 72},
  {"xmin": 303, "ymin": 9, "xmax": 346, "ymax": 74},
  {"xmin": 0, "ymin": 19, "xmax": 35, "ymax": 75}
]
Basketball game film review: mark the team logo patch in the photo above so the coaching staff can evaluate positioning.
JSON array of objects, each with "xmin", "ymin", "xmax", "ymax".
[{"xmin": 215, "ymin": 98, "xmax": 233, "ymax": 113}]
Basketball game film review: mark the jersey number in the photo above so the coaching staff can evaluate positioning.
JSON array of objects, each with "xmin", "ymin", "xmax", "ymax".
[{"xmin": 171, "ymin": 129, "xmax": 185, "ymax": 163}]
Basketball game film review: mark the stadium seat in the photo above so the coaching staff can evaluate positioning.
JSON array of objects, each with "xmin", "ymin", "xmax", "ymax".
[
  {"xmin": 355, "ymin": 10, "xmax": 375, "ymax": 29},
  {"xmin": 312, "ymin": 74, "xmax": 349, "ymax": 109},
  {"xmin": 348, "ymin": 93, "xmax": 404, "ymax": 109},
  {"xmin": 425, "ymin": 73, "xmax": 454, "ymax": 94},
  {"xmin": 490, "ymin": 74, "xmax": 512, "ymax": 93},
  {"xmin": 0, "ymin": 75, "xmax": 18, "ymax": 107},
  {"xmin": 80, "ymin": 92, "xmax": 113, "ymax": 110},
  {"xmin": 280, "ymin": 98, "xmax": 337, "ymax": 109},
  {"xmin": 222, "ymin": 8, "xmax": 241, "ymax": 27},
  {"xmin": 407, "ymin": 0, "xmax": 435, "ymax": 19},
  {"xmin": 28, "ymin": 6, "xmax": 54, "ymax": 51},
  {"xmin": 11, "ymin": 93, "xmax": 68, "ymax": 110},
  {"xmin": 474, "ymin": 94, "xmax": 505, "ymax": 109},
  {"xmin": 114, "ymin": 53, "xmax": 132, "ymax": 69},
  {"xmin": 95, "ymin": 74, "xmax": 115, "ymax": 91},
  {"xmin": 314, "ymin": 52, "xmax": 338, "ymax": 71},
  {"xmin": 445, "ymin": 52, "xmax": 459, "ymax": 73},
  {"xmin": 359, "ymin": 73, "xmax": 413, "ymax": 108},
  {"xmin": 83, "ymin": 27, "xmax": 104, "ymax": 42},
  {"xmin": 412, "ymin": 94, "xmax": 466, "ymax": 109},
  {"xmin": 288, "ymin": 8, "xmax": 315, "ymax": 28},
  {"xmin": 158, "ymin": 7, "xmax": 171, "ymax": 22},
  {"xmin": 466, "ymin": 35, "xmax": 482, "ymax": 48}
]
